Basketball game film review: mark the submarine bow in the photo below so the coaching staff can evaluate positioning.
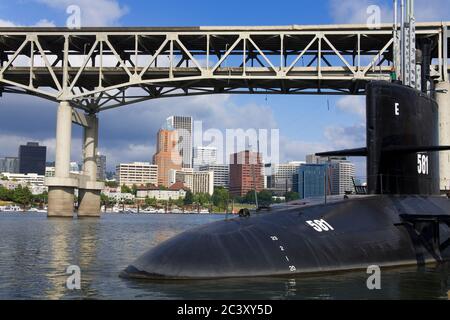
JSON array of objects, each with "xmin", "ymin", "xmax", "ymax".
[{"xmin": 122, "ymin": 81, "xmax": 450, "ymax": 280}]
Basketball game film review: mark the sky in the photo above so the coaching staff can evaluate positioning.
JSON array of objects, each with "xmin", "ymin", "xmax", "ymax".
[{"xmin": 1, "ymin": 0, "xmax": 449, "ymax": 177}]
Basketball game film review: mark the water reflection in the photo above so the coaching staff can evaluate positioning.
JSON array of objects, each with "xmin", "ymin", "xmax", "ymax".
[{"xmin": 0, "ymin": 213, "xmax": 448, "ymax": 300}]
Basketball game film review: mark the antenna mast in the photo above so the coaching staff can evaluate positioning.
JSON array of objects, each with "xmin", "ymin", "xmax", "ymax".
[{"xmin": 395, "ymin": 0, "xmax": 419, "ymax": 89}]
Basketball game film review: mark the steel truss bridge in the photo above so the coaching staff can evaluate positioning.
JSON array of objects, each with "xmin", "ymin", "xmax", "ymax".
[{"xmin": 0, "ymin": 23, "xmax": 448, "ymax": 113}]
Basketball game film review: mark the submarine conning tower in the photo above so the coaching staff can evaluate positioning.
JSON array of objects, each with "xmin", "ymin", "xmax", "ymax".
[
  {"xmin": 367, "ymin": 81, "xmax": 439, "ymax": 195},
  {"xmin": 318, "ymin": 81, "xmax": 450, "ymax": 196}
]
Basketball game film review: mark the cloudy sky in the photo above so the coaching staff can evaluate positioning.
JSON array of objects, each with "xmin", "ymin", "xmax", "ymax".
[{"xmin": 0, "ymin": 0, "xmax": 449, "ymax": 177}]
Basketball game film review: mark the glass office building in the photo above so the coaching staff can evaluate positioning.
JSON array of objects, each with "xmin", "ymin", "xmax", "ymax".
[
  {"xmin": 297, "ymin": 164, "xmax": 328, "ymax": 199},
  {"xmin": 18, "ymin": 142, "xmax": 47, "ymax": 175}
]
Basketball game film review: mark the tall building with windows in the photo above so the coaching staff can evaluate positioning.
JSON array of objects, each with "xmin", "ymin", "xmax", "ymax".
[
  {"xmin": 153, "ymin": 129, "xmax": 183, "ymax": 187},
  {"xmin": 0, "ymin": 157, "xmax": 19, "ymax": 173},
  {"xmin": 229, "ymin": 150, "xmax": 264, "ymax": 197},
  {"xmin": 96, "ymin": 153, "xmax": 107, "ymax": 181},
  {"xmin": 18, "ymin": 142, "xmax": 46, "ymax": 175},
  {"xmin": 193, "ymin": 146, "xmax": 217, "ymax": 170},
  {"xmin": 199, "ymin": 164, "xmax": 229, "ymax": 188},
  {"xmin": 170, "ymin": 169, "xmax": 214, "ymax": 195},
  {"xmin": 116, "ymin": 162, "xmax": 158, "ymax": 187},
  {"xmin": 166, "ymin": 116, "xmax": 193, "ymax": 168},
  {"xmin": 266, "ymin": 161, "xmax": 304, "ymax": 195},
  {"xmin": 297, "ymin": 164, "xmax": 329, "ymax": 199},
  {"xmin": 329, "ymin": 160, "xmax": 356, "ymax": 195}
]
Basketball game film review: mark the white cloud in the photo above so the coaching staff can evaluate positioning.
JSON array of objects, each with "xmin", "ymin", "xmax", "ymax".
[
  {"xmin": 36, "ymin": 0, "xmax": 129, "ymax": 26},
  {"xmin": 0, "ymin": 18, "xmax": 56, "ymax": 27},
  {"xmin": 336, "ymin": 96, "xmax": 366, "ymax": 118},
  {"xmin": 329, "ymin": 0, "xmax": 450, "ymax": 24}
]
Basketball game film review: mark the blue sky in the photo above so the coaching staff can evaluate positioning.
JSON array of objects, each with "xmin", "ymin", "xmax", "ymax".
[{"xmin": 1, "ymin": 0, "xmax": 449, "ymax": 177}]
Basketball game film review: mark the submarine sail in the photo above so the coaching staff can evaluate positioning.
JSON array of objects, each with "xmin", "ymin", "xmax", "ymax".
[{"xmin": 121, "ymin": 81, "xmax": 450, "ymax": 280}]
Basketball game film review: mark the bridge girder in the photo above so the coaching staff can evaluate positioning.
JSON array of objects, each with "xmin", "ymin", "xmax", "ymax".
[{"xmin": 0, "ymin": 23, "xmax": 448, "ymax": 112}]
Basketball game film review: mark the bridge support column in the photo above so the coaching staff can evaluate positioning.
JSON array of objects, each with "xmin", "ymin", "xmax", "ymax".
[
  {"xmin": 46, "ymin": 101, "xmax": 78, "ymax": 217},
  {"xmin": 437, "ymin": 81, "xmax": 450, "ymax": 192},
  {"xmin": 78, "ymin": 114, "xmax": 103, "ymax": 217}
]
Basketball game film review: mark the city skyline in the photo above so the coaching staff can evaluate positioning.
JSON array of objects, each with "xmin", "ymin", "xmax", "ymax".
[{"xmin": 6, "ymin": 0, "xmax": 450, "ymax": 178}]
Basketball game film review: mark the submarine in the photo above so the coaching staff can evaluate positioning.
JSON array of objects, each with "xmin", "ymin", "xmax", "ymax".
[{"xmin": 120, "ymin": 80, "xmax": 450, "ymax": 280}]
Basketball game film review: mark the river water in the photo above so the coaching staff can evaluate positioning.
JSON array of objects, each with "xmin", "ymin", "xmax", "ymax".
[{"xmin": 0, "ymin": 213, "xmax": 448, "ymax": 300}]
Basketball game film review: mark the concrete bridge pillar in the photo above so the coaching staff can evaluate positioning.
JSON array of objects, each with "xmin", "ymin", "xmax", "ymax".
[
  {"xmin": 46, "ymin": 101, "xmax": 78, "ymax": 217},
  {"xmin": 78, "ymin": 114, "xmax": 103, "ymax": 217},
  {"xmin": 437, "ymin": 81, "xmax": 450, "ymax": 192}
]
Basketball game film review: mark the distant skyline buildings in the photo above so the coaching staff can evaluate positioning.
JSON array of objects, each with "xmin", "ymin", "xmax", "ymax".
[
  {"xmin": 166, "ymin": 116, "xmax": 193, "ymax": 169},
  {"xmin": 153, "ymin": 129, "xmax": 182, "ymax": 187},
  {"xmin": 0, "ymin": 157, "xmax": 19, "ymax": 174},
  {"xmin": 18, "ymin": 142, "xmax": 46, "ymax": 176},
  {"xmin": 96, "ymin": 153, "xmax": 107, "ymax": 181},
  {"xmin": 193, "ymin": 146, "xmax": 217, "ymax": 170},
  {"xmin": 229, "ymin": 150, "xmax": 264, "ymax": 197}
]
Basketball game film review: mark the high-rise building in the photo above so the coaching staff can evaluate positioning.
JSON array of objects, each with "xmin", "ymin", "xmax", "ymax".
[
  {"xmin": 96, "ymin": 153, "xmax": 106, "ymax": 181},
  {"xmin": 153, "ymin": 129, "xmax": 183, "ymax": 187},
  {"xmin": 229, "ymin": 150, "xmax": 264, "ymax": 197},
  {"xmin": 193, "ymin": 146, "xmax": 217, "ymax": 170},
  {"xmin": 166, "ymin": 116, "xmax": 193, "ymax": 168},
  {"xmin": 170, "ymin": 169, "xmax": 214, "ymax": 195},
  {"xmin": 329, "ymin": 160, "xmax": 356, "ymax": 195},
  {"xmin": 18, "ymin": 142, "xmax": 46, "ymax": 175},
  {"xmin": 116, "ymin": 162, "xmax": 158, "ymax": 187},
  {"xmin": 297, "ymin": 164, "xmax": 329, "ymax": 199},
  {"xmin": 0, "ymin": 157, "xmax": 19, "ymax": 173},
  {"xmin": 266, "ymin": 161, "xmax": 304, "ymax": 195},
  {"xmin": 199, "ymin": 164, "xmax": 229, "ymax": 188}
]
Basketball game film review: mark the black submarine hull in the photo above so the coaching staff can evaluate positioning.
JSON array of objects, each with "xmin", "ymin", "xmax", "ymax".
[
  {"xmin": 122, "ymin": 81, "xmax": 450, "ymax": 280},
  {"xmin": 122, "ymin": 195, "xmax": 450, "ymax": 279}
]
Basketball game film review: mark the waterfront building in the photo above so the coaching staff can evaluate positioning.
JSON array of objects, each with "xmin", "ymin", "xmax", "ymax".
[
  {"xmin": 199, "ymin": 164, "xmax": 229, "ymax": 188},
  {"xmin": 102, "ymin": 189, "xmax": 135, "ymax": 202},
  {"xmin": 170, "ymin": 169, "xmax": 214, "ymax": 195},
  {"xmin": 0, "ymin": 157, "xmax": 19, "ymax": 173},
  {"xmin": 116, "ymin": 162, "xmax": 158, "ymax": 187},
  {"xmin": 18, "ymin": 142, "xmax": 46, "ymax": 175},
  {"xmin": 297, "ymin": 164, "xmax": 329, "ymax": 199},
  {"xmin": 166, "ymin": 116, "xmax": 193, "ymax": 169},
  {"xmin": 96, "ymin": 153, "xmax": 107, "ymax": 181},
  {"xmin": 266, "ymin": 161, "xmax": 304, "ymax": 195},
  {"xmin": 229, "ymin": 150, "xmax": 264, "ymax": 197},
  {"xmin": 136, "ymin": 182, "xmax": 187, "ymax": 201},
  {"xmin": 329, "ymin": 160, "xmax": 356, "ymax": 195},
  {"xmin": 0, "ymin": 172, "xmax": 47, "ymax": 195},
  {"xmin": 153, "ymin": 129, "xmax": 183, "ymax": 187}
]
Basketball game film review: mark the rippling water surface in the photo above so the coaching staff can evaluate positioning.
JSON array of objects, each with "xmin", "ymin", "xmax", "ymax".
[{"xmin": 0, "ymin": 213, "xmax": 448, "ymax": 300}]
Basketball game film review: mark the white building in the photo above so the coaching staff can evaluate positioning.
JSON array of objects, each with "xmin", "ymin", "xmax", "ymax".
[
  {"xmin": 199, "ymin": 164, "xmax": 229, "ymax": 188},
  {"xmin": 166, "ymin": 116, "xmax": 193, "ymax": 168},
  {"xmin": 267, "ymin": 162, "xmax": 304, "ymax": 194},
  {"xmin": 116, "ymin": 162, "xmax": 158, "ymax": 187},
  {"xmin": 102, "ymin": 188, "xmax": 135, "ymax": 202},
  {"xmin": 1, "ymin": 172, "xmax": 45, "ymax": 185},
  {"xmin": 329, "ymin": 161, "xmax": 356, "ymax": 195},
  {"xmin": 0, "ymin": 157, "xmax": 19, "ymax": 173},
  {"xmin": 136, "ymin": 184, "xmax": 187, "ymax": 201},
  {"xmin": 0, "ymin": 173, "xmax": 47, "ymax": 195},
  {"xmin": 169, "ymin": 169, "xmax": 214, "ymax": 195},
  {"xmin": 193, "ymin": 146, "xmax": 217, "ymax": 170}
]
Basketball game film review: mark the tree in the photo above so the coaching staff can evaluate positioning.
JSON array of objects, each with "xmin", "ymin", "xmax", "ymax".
[
  {"xmin": 131, "ymin": 184, "xmax": 138, "ymax": 196},
  {"xmin": 244, "ymin": 191, "xmax": 256, "ymax": 204},
  {"xmin": 285, "ymin": 192, "xmax": 299, "ymax": 202},
  {"xmin": 13, "ymin": 185, "xmax": 32, "ymax": 207},
  {"xmin": 0, "ymin": 186, "xmax": 13, "ymax": 201},
  {"xmin": 212, "ymin": 187, "xmax": 229, "ymax": 211},
  {"xmin": 105, "ymin": 180, "xmax": 119, "ymax": 188},
  {"xmin": 145, "ymin": 196, "xmax": 157, "ymax": 207},
  {"xmin": 183, "ymin": 190, "xmax": 193, "ymax": 205},
  {"xmin": 258, "ymin": 190, "xmax": 273, "ymax": 206},
  {"xmin": 121, "ymin": 184, "xmax": 132, "ymax": 194}
]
